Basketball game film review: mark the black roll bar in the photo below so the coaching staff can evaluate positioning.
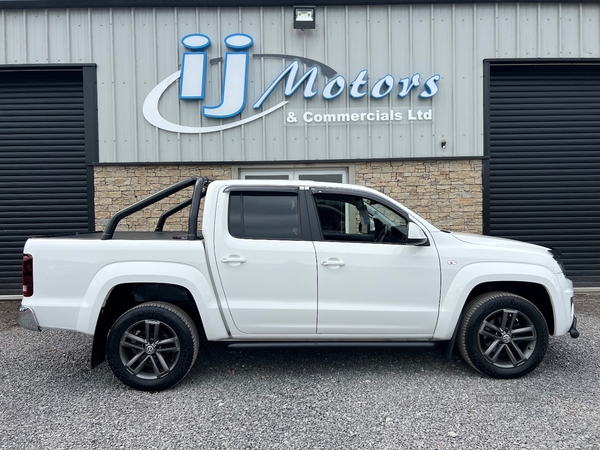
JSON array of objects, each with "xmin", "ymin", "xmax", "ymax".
[
  {"xmin": 155, "ymin": 198, "xmax": 193, "ymax": 232},
  {"xmin": 101, "ymin": 176, "xmax": 212, "ymax": 240}
]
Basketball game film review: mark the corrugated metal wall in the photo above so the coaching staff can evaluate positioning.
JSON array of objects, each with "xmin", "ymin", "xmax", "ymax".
[
  {"xmin": 0, "ymin": 69, "xmax": 92, "ymax": 296},
  {"xmin": 486, "ymin": 63, "xmax": 600, "ymax": 286},
  {"xmin": 1, "ymin": 3, "xmax": 600, "ymax": 163}
]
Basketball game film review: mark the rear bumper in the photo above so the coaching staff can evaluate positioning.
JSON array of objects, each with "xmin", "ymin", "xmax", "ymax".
[{"xmin": 17, "ymin": 305, "xmax": 40, "ymax": 331}]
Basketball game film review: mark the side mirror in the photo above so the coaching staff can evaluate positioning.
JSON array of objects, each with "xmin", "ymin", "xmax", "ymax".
[{"xmin": 406, "ymin": 222, "xmax": 429, "ymax": 246}]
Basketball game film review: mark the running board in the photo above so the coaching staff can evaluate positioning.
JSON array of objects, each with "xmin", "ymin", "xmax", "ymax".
[{"xmin": 225, "ymin": 342, "xmax": 439, "ymax": 350}]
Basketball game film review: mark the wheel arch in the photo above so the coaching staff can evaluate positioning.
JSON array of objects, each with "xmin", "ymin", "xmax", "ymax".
[
  {"xmin": 82, "ymin": 262, "xmax": 229, "ymax": 368},
  {"xmin": 91, "ymin": 282, "xmax": 205, "ymax": 368},
  {"xmin": 438, "ymin": 281, "xmax": 554, "ymax": 362},
  {"xmin": 464, "ymin": 281, "xmax": 554, "ymax": 335},
  {"xmin": 435, "ymin": 262, "xmax": 559, "ymax": 342}
]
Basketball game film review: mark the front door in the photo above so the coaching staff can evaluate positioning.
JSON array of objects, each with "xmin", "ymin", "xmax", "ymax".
[
  {"xmin": 214, "ymin": 188, "xmax": 318, "ymax": 334},
  {"xmin": 311, "ymin": 190, "xmax": 441, "ymax": 336}
]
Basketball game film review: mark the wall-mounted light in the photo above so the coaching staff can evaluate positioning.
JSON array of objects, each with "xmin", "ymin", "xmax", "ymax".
[
  {"xmin": 441, "ymin": 140, "xmax": 447, "ymax": 150},
  {"xmin": 294, "ymin": 6, "xmax": 316, "ymax": 30}
]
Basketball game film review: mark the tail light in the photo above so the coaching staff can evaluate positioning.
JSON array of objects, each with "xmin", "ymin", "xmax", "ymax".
[{"xmin": 22, "ymin": 254, "xmax": 33, "ymax": 297}]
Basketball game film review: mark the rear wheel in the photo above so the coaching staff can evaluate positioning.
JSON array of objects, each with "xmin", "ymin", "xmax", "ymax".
[
  {"xmin": 106, "ymin": 302, "xmax": 199, "ymax": 391},
  {"xmin": 458, "ymin": 292, "xmax": 549, "ymax": 378}
]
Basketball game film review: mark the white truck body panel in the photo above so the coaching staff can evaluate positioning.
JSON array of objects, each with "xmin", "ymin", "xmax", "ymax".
[{"xmin": 20, "ymin": 179, "xmax": 575, "ymax": 345}]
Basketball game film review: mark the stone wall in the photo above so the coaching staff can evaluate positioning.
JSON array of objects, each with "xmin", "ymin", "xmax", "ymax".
[
  {"xmin": 94, "ymin": 165, "xmax": 232, "ymax": 232},
  {"xmin": 94, "ymin": 159, "xmax": 482, "ymax": 234},
  {"xmin": 354, "ymin": 160, "xmax": 483, "ymax": 233}
]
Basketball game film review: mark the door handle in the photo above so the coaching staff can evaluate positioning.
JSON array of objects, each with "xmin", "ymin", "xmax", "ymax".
[
  {"xmin": 221, "ymin": 255, "xmax": 247, "ymax": 264},
  {"xmin": 321, "ymin": 258, "xmax": 346, "ymax": 267}
]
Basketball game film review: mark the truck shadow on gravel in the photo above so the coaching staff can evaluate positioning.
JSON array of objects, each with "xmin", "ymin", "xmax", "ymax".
[{"xmin": 178, "ymin": 337, "xmax": 586, "ymax": 387}]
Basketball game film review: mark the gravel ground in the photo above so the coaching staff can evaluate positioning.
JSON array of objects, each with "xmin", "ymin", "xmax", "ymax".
[{"xmin": 0, "ymin": 295, "xmax": 599, "ymax": 450}]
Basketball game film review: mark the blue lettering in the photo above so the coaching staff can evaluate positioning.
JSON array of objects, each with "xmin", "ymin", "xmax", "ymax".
[
  {"xmin": 398, "ymin": 73, "xmax": 421, "ymax": 98},
  {"xmin": 371, "ymin": 75, "xmax": 395, "ymax": 99},
  {"xmin": 203, "ymin": 34, "xmax": 253, "ymax": 119},
  {"xmin": 419, "ymin": 74, "xmax": 440, "ymax": 99},
  {"xmin": 349, "ymin": 70, "xmax": 368, "ymax": 99},
  {"xmin": 179, "ymin": 34, "xmax": 211, "ymax": 99},
  {"xmin": 323, "ymin": 76, "xmax": 346, "ymax": 100},
  {"xmin": 253, "ymin": 61, "xmax": 319, "ymax": 110}
]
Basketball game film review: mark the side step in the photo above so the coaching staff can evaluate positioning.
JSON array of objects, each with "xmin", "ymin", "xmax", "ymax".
[{"xmin": 225, "ymin": 342, "xmax": 439, "ymax": 350}]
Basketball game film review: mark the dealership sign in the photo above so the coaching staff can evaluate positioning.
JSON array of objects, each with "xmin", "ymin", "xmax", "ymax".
[{"xmin": 143, "ymin": 33, "xmax": 440, "ymax": 134}]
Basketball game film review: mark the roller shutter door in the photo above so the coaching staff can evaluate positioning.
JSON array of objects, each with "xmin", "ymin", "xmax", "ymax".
[
  {"xmin": 485, "ymin": 63, "xmax": 600, "ymax": 286},
  {"xmin": 0, "ymin": 68, "xmax": 96, "ymax": 296}
]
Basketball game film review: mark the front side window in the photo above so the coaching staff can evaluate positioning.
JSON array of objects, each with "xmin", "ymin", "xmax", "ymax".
[
  {"xmin": 313, "ymin": 193, "xmax": 408, "ymax": 243},
  {"xmin": 228, "ymin": 192, "xmax": 301, "ymax": 240}
]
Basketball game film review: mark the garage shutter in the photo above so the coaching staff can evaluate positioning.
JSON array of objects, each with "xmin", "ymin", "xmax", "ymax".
[
  {"xmin": 485, "ymin": 63, "xmax": 600, "ymax": 286},
  {"xmin": 0, "ymin": 68, "xmax": 96, "ymax": 296}
]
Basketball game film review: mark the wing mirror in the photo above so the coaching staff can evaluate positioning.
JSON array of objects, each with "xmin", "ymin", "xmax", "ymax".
[{"xmin": 406, "ymin": 222, "xmax": 429, "ymax": 246}]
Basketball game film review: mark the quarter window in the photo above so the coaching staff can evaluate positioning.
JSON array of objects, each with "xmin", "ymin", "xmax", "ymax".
[{"xmin": 228, "ymin": 192, "xmax": 301, "ymax": 240}]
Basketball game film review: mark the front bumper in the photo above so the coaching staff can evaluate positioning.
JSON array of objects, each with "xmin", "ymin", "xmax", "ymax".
[{"xmin": 17, "ymin": 305, "xmax": 40, "ymax": 331}]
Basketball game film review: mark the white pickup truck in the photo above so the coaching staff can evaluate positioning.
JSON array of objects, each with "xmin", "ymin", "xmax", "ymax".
[{"xmin": 18, "ymin": 177, "xmax": 579, "ymax": 391}]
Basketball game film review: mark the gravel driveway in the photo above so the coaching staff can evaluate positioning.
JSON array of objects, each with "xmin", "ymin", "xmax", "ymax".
[{"xmin": 1, "ymin": 295, "xmax": 599, "ymax": 449}]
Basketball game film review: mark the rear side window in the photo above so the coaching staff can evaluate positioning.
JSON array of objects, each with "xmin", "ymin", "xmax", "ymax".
[{"xmin": 228, "ymin": 192, "xmax": 301, "ymax": 240}]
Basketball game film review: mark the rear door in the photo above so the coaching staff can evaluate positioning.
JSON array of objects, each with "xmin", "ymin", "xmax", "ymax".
[{"xmin": 213, "ymin": 187, "xmax": 318, "ymax": 334}]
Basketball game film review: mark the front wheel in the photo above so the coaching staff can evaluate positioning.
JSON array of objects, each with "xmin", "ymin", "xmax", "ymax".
[
  {"xmin": 458, "ymin": 292, "xmax": 549, "ymax": 379},
  {"xmin": 106, "ymin": 302, "xmax": 199, "ymax": 391}
]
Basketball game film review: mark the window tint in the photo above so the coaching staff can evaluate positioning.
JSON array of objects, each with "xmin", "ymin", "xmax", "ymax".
[
  {"xmin": 313, "ymin": 193, "xmax": 408, "ymax": 244},
  {"xmin": 228, "ymin": 192, "xmax": 301, "ymax": 240}
]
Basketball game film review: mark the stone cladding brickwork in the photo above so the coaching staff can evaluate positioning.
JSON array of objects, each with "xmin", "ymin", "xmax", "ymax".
[
  {"xmin": 94, "ymin": 165, "xmax": 232, "ymax": 232},
  {"xmin": 94, "ymin": 160, "xmax": 482, "ymax": 234},
  {"xmin": 354, "ymin": 160, "xmax": 483, "ymax": 233}
]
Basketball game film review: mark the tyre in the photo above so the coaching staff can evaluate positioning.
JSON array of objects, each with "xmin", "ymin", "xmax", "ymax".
[
  {"xmin": 106, "ymin": 302, "xmax": 199, "ymax": 391},
  {"xmin": 458, "ymin": 292, "xmax": 549, "ymax": 379}
]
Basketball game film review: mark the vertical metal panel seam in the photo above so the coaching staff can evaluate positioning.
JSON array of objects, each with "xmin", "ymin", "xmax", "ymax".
[
  {"xmin": 367, "ymin": 5, "xmax": 372, "ymax": 159},
  {"xmin": 325, "ymin": 6, "xmax": 330, "ymax": 160},
  {"xmin": 260, "ymin": 7, "xmax": 266, "ymax": 161},
  {"xmin": 23, "ymin": 10, "xmax": 27, "ymax": 62},
  {"xmin": 516, "ymin": 3, "xmax": 520, "ymax": 58},
  {"xmin": 473, "ymin": 3, "xmax": 478, "ymax": 153},
  {"xmin": 109, "ymin": 8, "xmax": 117, "ymax": 161},
  {"xmin": 239, "ymin": 7, "xmax": 246, "ymax": 161},
  {"xmin": 195, "ymin": 7, "xmax": 203, "ymax": 161},
  {"xmin": 175, "ymin": 7, "xmax": 182, "ymax": 161},
  {"xmin": 452, "ymin": 4, "xmax": 456, "ymax": 156},
  {"xmin": 345, "ymin": 5, "xmax": 350, "ymax": 159},
  {"xmin": 218, "ymin": 8, "xmax": 224, "ymax": 161},
  {"xmin": 303, "ymin": 11, "xmax": 308, "ymax": 160},
  {"xmin": 131, "ymin": 8, "xmax": 139, "ymax": 160},
  {"xmin": 281, "ymin": 7, "xmax": 287, "ymax": 160},
  {"xmin": 87, "ymin": 9, "xmax": 93, "ymax": 63},
  {"xmin": 537, "ymin": 3, "xmax": 542, "ymax": 58},
  {"xmin": 152, "ymin": 8, "xmax": 159, "ymax": 161},
  {"xmin": 44, "ymin": 9, "xmax": 49, "ymax": 62},
  {"xmin": 409, "ymin": 4, "xmax": 414, "ymax": 157},
  {"xmin": 559, "ymin": 3, "xmax": 562, "ymax": 57},
  {"xmin": 388, "ymin": 4, "xmax": 393, "ymax": 158},
  {"xmin": 66, "ymin": 9, "xmax": 71, "ymax": 62},
  {"xmin": 430, "ymin": 3, "xmax": 434, "ymax": 157},
  {"xmin": 579, "ymin": 4, "xmax": 583, "ymax": 57},
  {"xmin": 1, "ymin": 11, "xmax": 6, "ymax": 64},
  {"xmin": 494, "ymin": 3, "xmax": 498, "ymax": 58}
]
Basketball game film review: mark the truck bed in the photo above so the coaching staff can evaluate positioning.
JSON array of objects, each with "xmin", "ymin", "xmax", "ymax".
[{"xmin": 31, "ymin": 231, "xmax": 203, "ymax": 241}]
